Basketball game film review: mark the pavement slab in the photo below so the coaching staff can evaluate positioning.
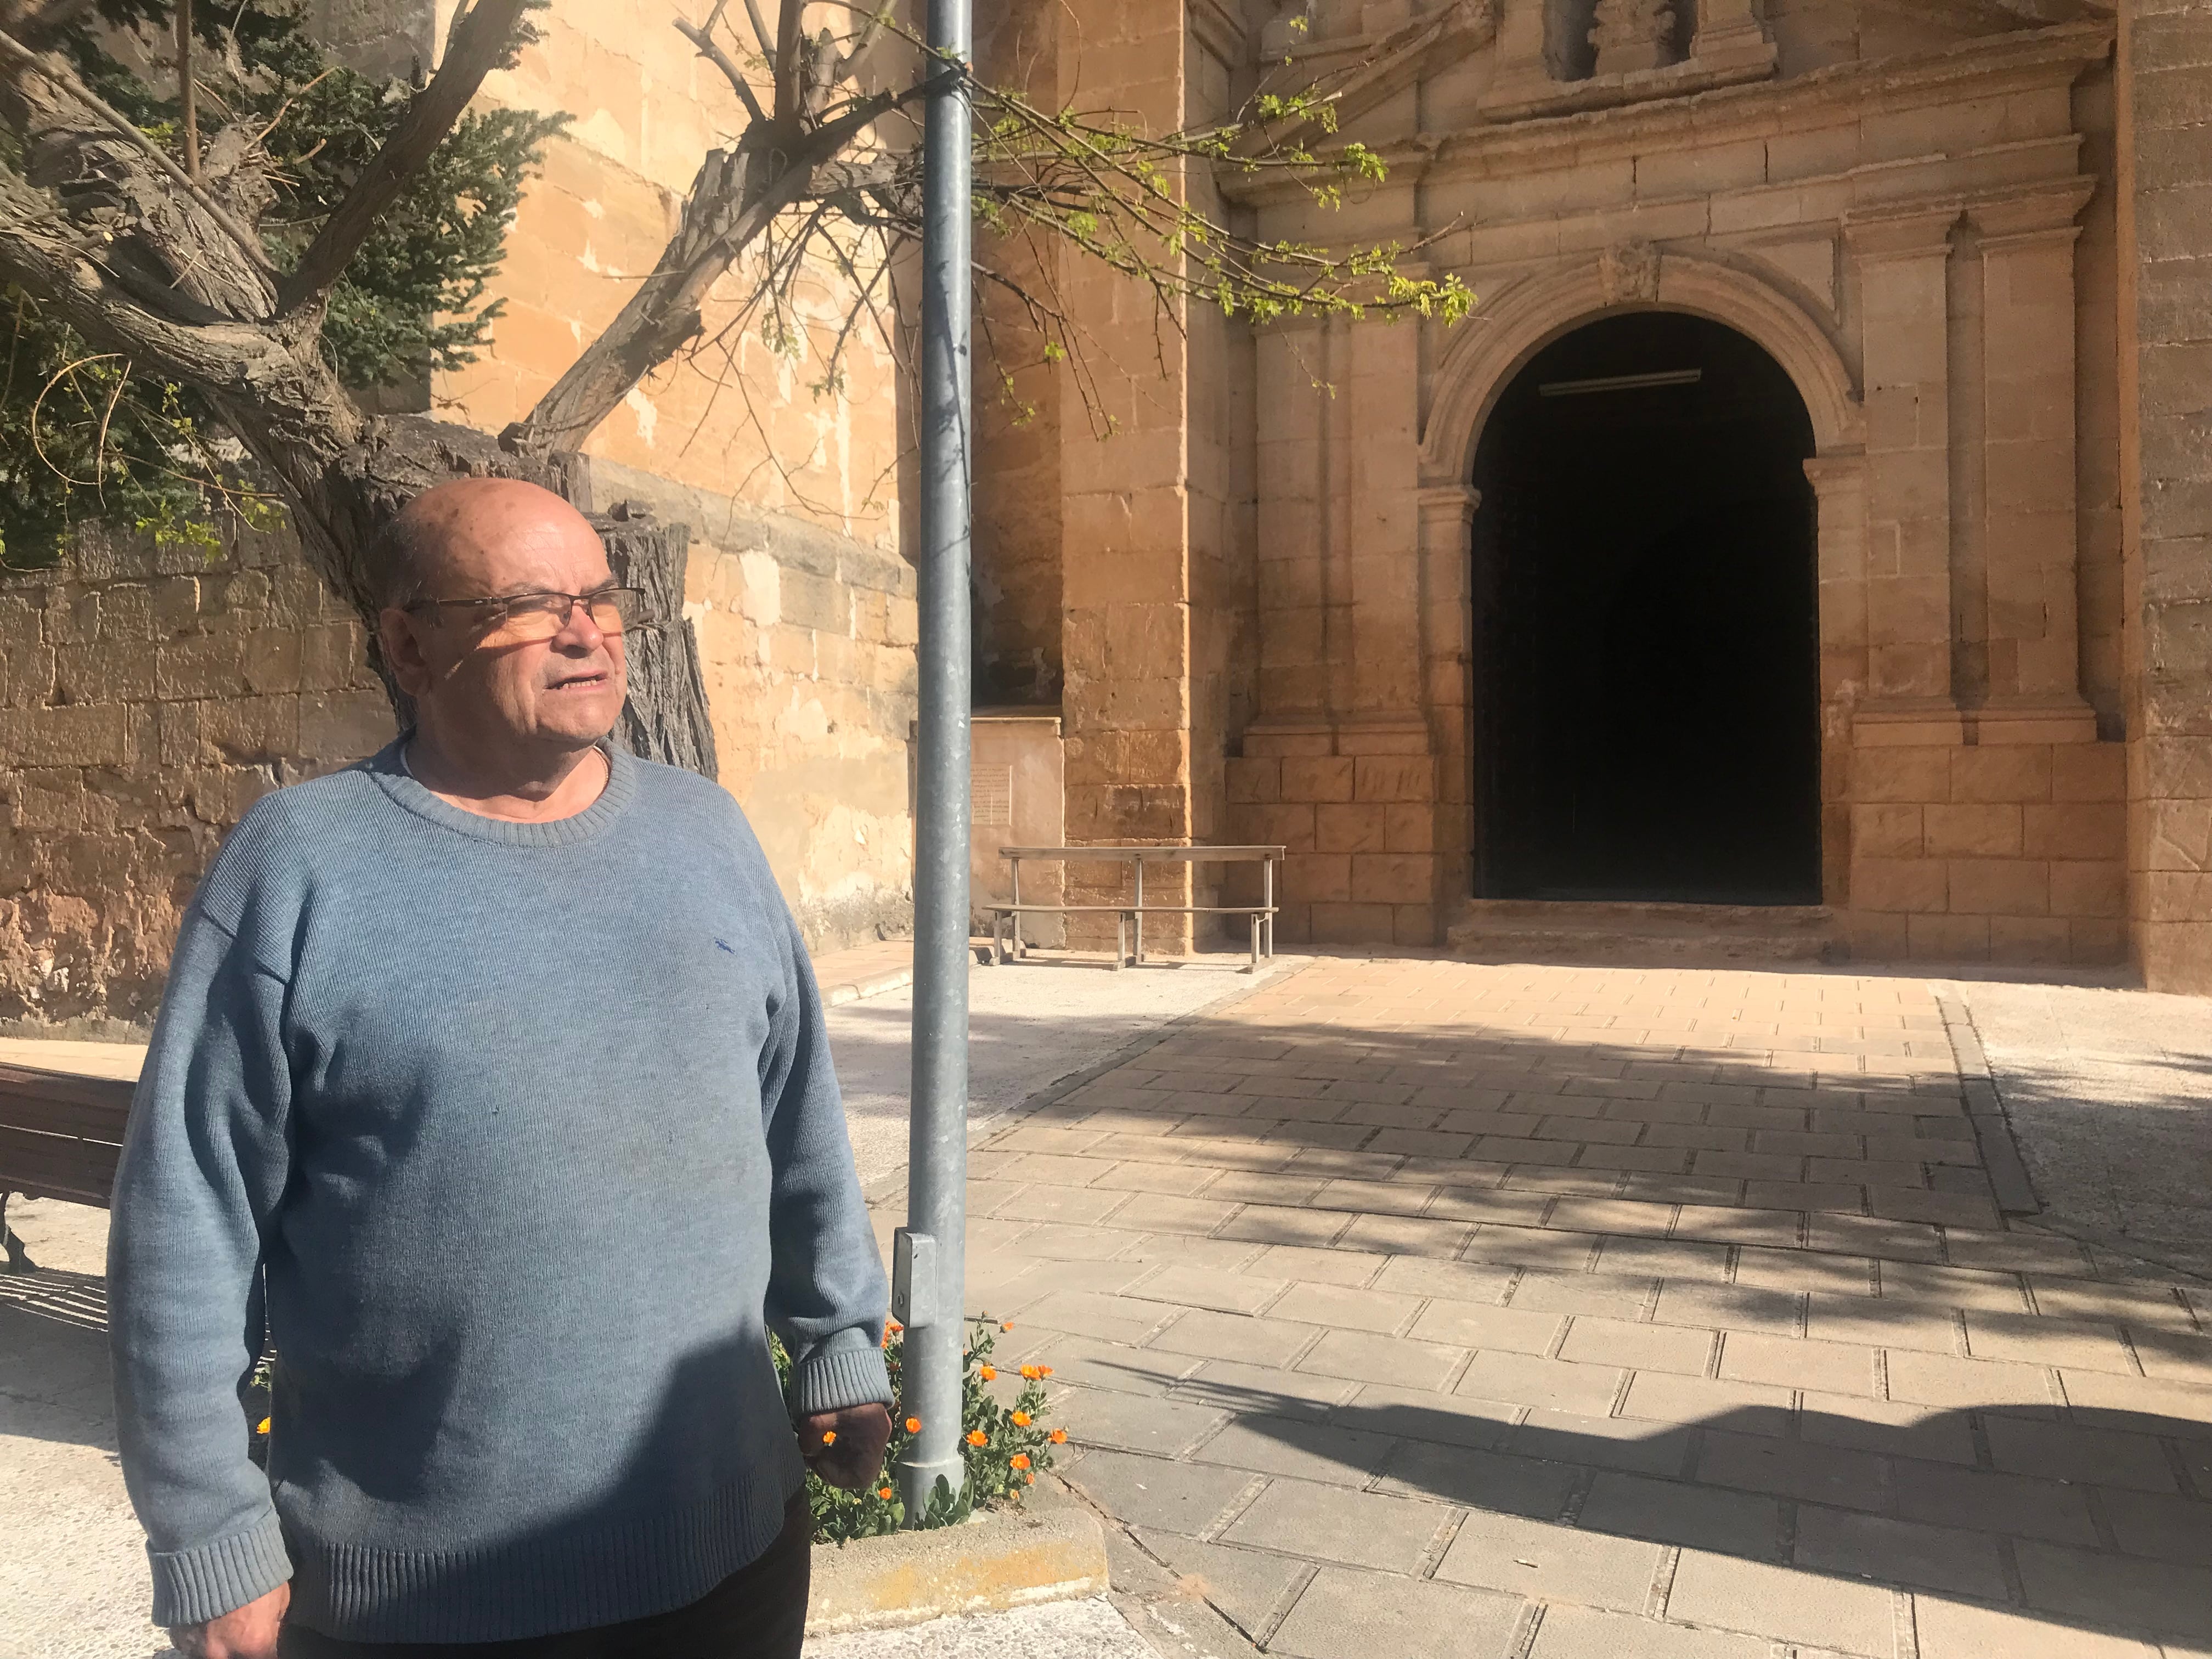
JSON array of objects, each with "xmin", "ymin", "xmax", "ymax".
[{"xmin": 943, "ymin": 956, "xmax": 2212, "ymax": 1659}]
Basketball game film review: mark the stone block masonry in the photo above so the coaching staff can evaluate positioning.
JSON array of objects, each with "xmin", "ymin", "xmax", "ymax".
[
  {"xmin": 2118, "ymin": 1, "xmax": 2212, "ymax": 995},
  {"xmin": 1845, "ymin": 731, "xmax": 2128, "ymax": 966},
  {"xmin": 0, "ymin": 466, "xmax": 918, "ymax": 1028},
  {"xmin": 0, "ymin": 522, "xmax": 385, "ymax": 1026}
]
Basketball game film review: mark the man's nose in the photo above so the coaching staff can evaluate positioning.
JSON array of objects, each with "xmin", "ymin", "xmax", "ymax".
[{"xmin": 552, "ymin": 596, "xmax": 608, "ymax": 650}]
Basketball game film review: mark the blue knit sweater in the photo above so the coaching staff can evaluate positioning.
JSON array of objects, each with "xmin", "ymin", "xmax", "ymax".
[{"xmin": 106, "ymin": 741, "xmax": 893, "ymax": 1641}]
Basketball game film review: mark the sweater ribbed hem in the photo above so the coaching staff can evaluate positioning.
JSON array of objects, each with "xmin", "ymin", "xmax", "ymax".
[
  {"xmin": 791, "ymin": 1344, "xmax": 895, "ymax": 1416},
  {"xmin": 149, "ymin": 1509, "xmax": 292, "ymax": 1628},
  {"xmin": 286, "ymin": 1465, "xmax": 795, "ymax": 1643}
]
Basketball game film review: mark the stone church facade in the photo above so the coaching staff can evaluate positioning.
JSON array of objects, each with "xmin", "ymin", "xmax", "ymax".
[
  {"xmin": 6, "ymin": 0, "xmax": 2211, "ymax": 1022},
  {"xmin": 973, "ymin": 0, "xmax": 2212, "ymax": 991}
]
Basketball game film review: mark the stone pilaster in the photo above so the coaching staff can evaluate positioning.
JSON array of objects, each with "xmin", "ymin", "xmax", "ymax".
[
  {"xmin": 1805, "ymin": 454, "xmax": 1869, "ymax": 908},
  {"xmin": 1845, "ymin": 205, "xmax": 1961, "ymax": 707},
  {"xmin": 1691, "ymin": 0, "xmax": 1776, "ymax": 72},
  {"xmin": 1419, "ymin": 485, "xmax": 1480, "ymax": 935},
  {"xmin": 1347, "ymin": 319, "xmax": 1423, "ymax": 719},
  {"xmin": 1487, "ymin": 0, "xmax": 1556, "ymax": 100},
  {"xmin": 1973, "ymin": 184, "xmax": 2096, "ymax": 709},
  {"xmin": 1056, "ymin": 0, "xmax": 1195, "ymax": 947},
  {"xmin": 1589, "ymin": 0, "xmax": 1677, "ymax": 77}
]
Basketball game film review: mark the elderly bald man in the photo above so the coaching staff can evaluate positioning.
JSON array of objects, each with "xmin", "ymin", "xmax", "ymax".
[{"xmin": 107, "ymin": 478, "xmax": 894, "ymax": 1659}]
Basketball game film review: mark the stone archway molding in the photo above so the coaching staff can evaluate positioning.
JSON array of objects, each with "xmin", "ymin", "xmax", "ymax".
[{"xmin": 1418, "ymin": 249, "xmax": 1867, "ymax": 486}]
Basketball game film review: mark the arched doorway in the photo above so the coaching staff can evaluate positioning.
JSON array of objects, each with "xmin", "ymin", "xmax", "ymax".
[{"xmin": 1469, "ymin": 312, "xmax": 1821, "ymax": 905}]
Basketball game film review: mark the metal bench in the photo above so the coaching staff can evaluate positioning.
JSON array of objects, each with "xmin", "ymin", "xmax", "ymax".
[
  {"xmin": 986, "ymin": 845, "xmax": 1284, "ymax": 972},
  {"xmin": 0, "ymin": 1062, "xmax": 134, "ymax": 1272}
]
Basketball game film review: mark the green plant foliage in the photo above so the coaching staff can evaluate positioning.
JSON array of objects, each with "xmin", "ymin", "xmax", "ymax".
[
  {"xmin": 774, "ymin": 1317, "xmax": 1062, "ymax": 1544},
  {"xmin": 0, "ymin": 0, "xmax": 562, "ymax": 568}
]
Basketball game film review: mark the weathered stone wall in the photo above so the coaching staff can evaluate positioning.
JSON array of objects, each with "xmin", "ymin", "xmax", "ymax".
[
  {"xmin": 2118, "ymin": 0, "xmax": 2212, "ymax": 995},
  {"xmin": 1053, "ymin": 0, "xmax": 1203, "ymax": 947},
  {"xmin": 0, "ymin": 483, "xmax": 915, "ymax": 1029},
  {"xmin": 0, "ymin": 527, "xmax": 388, "ymax": 1028},
  {"xmin": 452, "ymin": 0, "xmax": 906, "ymax": 555}
]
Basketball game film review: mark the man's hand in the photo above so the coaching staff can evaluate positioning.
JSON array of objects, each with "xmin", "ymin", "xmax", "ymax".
[
  {"xmin": 799, "ymin": 1402, "xmax": 893, "ymax": 1492},
  {"xmin": 170, "ymin": 1583, "xmax": 289, "ymax": 1659}
]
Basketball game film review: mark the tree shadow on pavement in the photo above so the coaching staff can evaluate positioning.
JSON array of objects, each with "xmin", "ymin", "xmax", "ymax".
[{"xmin": 1056, "ymin": 1364, "xmax": 2212, "ymax": 1655}]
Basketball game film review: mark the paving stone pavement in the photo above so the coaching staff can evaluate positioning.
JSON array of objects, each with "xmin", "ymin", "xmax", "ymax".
[
  {"xmin": 889, "ymin": 956, "xmax": 2212, "ymax": 1659},
  {"xmin": 1952, "ymin": 978, "xmax": 2212, "ymax": 1283}
]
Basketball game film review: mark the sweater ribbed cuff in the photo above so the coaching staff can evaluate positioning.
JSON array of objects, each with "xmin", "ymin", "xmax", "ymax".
[
  {"xmin": 789, "ymin": 1342, "xmax": 894, "ymax": 1417},
  {"xmin": 149, "ymin": 1509, "xmax": 292, "ymax": 1629}
]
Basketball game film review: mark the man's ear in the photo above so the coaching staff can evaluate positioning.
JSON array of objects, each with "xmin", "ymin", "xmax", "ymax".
[{"xmin": 376, "ymin": 607, "xmax": 436, "ymax": 699}]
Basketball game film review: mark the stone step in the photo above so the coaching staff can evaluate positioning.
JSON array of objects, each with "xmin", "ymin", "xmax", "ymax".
[{"xmin": 1444, "ymin": 900, "xmax": 1841, "ymax": 966}]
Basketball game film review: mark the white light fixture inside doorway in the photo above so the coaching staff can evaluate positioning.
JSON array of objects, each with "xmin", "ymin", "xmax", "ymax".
[{"xmin": 1538, "ymin": 369, "xmax": 1705, "ymax": 398}]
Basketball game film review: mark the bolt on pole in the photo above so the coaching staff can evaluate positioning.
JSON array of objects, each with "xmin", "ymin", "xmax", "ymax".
[{"xmin": 895, "ymin": 0, "xmax": 973, "ymax": 1524}]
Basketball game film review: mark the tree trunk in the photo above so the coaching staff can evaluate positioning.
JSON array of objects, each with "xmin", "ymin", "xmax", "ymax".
[{"xmin": 591, "ymin": 503, "xmax": 720, "ymax": 779}]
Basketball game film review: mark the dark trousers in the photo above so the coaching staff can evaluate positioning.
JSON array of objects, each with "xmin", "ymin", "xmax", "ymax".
[{"xmin": 279, "ymin": 1494, "xmax": 811, "ymax": 1659}]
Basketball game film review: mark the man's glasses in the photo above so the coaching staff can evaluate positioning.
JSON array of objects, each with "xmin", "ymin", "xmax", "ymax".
[{"xmin": 403, "ymin": 586, "xmax": 653, "ymax": 646}]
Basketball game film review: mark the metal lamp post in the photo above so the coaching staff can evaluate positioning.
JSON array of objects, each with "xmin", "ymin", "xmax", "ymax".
[{"xmin": 893, "ymin": 0, "xmax": 973, "ymax": 1523}]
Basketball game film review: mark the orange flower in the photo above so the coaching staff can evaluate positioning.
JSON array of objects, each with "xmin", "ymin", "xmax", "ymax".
[
  {"xmin": 978, "ymin": 1365, "xmax": 996, "ymax": 1381},
  {"xmin": 905, "ymin": 1417, "xmax": 921, "ymax": 1433},
  {"xmin": 1025, "ymin": 1472, "xmax": 1035, "ymax": 1485},
  {"xmin": 887, "ymin": 1321, "xmax": 903, "ymax": 1334},
  {"xmin": 1011, "ymin": 1412, "xmax": 1031, "ymax": 1427},
  {"xmin": 1049, "ymin": 1429, "xmax": 1068, "ymax": 1444},
  {"xmin": 1018, "ymin": 1365, "xmax": 1041, "ymax": 1380},
  {"xmin": 820, "ymin": 1430, "xmax": 837, "ymax": 1446},
  {"xmin": 966, "ymin": 1429, "xmax": 988, "ymax": 1447},
  {"xmin": 1037, "ymin": 1365, "xmax": 1054, "ymax": 1377},
  {"xmin": 1001, "ymin": 1321, "xmax": 1013, "ymax": 1331},
  {"xmin": 878, "ymin": 1486, "xmax": 894, "ymax": 1500},
  {"xmin": 1010, "ymin": 1453, "xmax": 1031, "ymax": 1470}
]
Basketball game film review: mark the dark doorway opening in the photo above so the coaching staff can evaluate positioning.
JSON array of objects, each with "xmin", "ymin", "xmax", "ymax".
[{"xmin": 1469, "ymin": 312, "xmax": 1821, "ymax": 906}]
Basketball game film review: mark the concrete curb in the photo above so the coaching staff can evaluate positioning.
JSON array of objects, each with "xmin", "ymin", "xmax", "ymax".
[
  {"xmin": 1936, "ymin": 990, "xmax": 2043, "ymax": 1217},
  {"xmin": 822, "ymin": 965, "xmax": 915, "ymax": 1008},
  {"xmin": 804, "ymin": 1497, "xmax": 1110, "ymax": 1635}
]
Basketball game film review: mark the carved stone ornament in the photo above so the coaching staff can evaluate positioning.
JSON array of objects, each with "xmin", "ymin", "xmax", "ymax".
[
  {"xmin": 1599, "ymin": 239, "xmax": 1664, "ymax": 305},
  {"xmin": 1589, "ymin": 0, "xmax": 1678, "ymax": 76}
]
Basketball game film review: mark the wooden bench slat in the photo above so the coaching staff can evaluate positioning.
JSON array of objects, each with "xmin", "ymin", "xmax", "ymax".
[
  {"xmin": 0, "ymin": 1064, "xmax": 137, "ymax": 1111},
  {"xmin": 0, "ymin": 1067, "xmax": 134, "ymax": 1211},
  {"xmin": 0, "ymin": 1123, "xmax": 120, "ymax": 1206},
  {"xmin": 0, "ymin": 1093, "xmax": 131, "ymax": 1143}
]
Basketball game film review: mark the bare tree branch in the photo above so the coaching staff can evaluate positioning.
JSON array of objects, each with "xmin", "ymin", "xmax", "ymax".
[
  {"xmin": 509, "ymin": 81, "xmax": 918, "ymax": 452},
  {"xmin": 738, "ymin": 0, "xmax": 777, "ymax": 61},
  {"xmin": 0, "ymin": 25, "xmax": 278, "ymax": 283},
  {"xmin": 837, "ymin": 3, "xmax": 894, "ymax": 85},
  {"xmin": 276, "ymin": 0, "xmax": 533, "ymax": 311},
  {"xmin": 676, "ymin": 13, "xmax": 768, "ymax": 126},
  {"xmin": 771, "ymin": 0, "xmax": 804, "ymax": 122},
  {"xmin": 174, "ymin": 0, "xmax": 199, "ymax": 179},
  {"xmin": 0, "ymin": 154, "xmax": 358, "ymax": 522}
]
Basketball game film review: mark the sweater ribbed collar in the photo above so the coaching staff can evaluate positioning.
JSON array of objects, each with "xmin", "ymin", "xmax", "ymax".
[{"xmin": 362, "ymin": 736, "xmax": 638, "ymax": 848}]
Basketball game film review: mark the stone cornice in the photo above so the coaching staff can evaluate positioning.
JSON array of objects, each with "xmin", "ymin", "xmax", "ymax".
[{"xmin": 1218, "ymin": 20, "xmax": 2114, "ymax": 207}]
